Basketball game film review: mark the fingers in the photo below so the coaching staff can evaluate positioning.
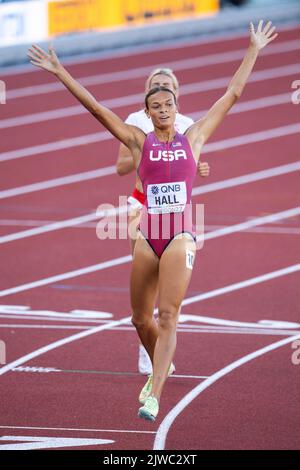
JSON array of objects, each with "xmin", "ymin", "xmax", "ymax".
[
  {"xmin": 199, "ymin": 162, "xmax": 209, "ymax": 167},
  {"xmin": 266, "ymin": 25, "xmax": 276, "ymax": 38},
  {"xmin": 29, "ymin": 60, "xmax": 43, "ymax": 69},
  {"xmin": 198, "ymin": 162, "xmax": 210, "ymax": 177},
  {"xmin": 32, "ymin": 44, "xmax": 48, "ymax": 59},
  {"xmin": 49, "ymin": 43, "xmax": 56, "ymax": 55},
  {"xmin": 257, "ymin": 19, "xmax": 263, "ymax": 33},
  {"xmin": 252, "ymin": 20, "xmax": 275, "ymax": 36},
  {"xmin": 267, "ymin": 33, "xmax": 278, "ymax": 43},
  {"xmin": 28, "ymin": 45, "xmax": 47, "ymax": 62},
  {"xmin": 27, "ymin": 49, "xmax": 41, "ymax": 63},
  {"xmin": 263, "ymin": 20, "xmax": 272, "ymax": 34}
]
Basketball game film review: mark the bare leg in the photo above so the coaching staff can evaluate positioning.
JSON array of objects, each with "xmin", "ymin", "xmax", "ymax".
[
  {"xmin": 130, "ymin": 234, "xmax": 159, "ymax": 363},
  {"xmin": 128, "ymin": 207, "xmax": 141, "ymax": 255},
  {"xmin": 151, "ymin": 235, "xmax": 196, "ymax": 401}
]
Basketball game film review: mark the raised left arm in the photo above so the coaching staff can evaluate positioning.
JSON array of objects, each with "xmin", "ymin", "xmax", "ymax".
[
  {"xmin": 187, "ymin": 21, "xmax": 278, "ymax": 150},
  {"xmin": 27, "ymin": 45, "xmax": 143, "ymax": 153}
]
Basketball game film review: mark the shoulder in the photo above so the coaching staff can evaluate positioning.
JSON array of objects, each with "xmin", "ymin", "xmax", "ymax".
[
  {"xmin": 175, "ymin": 113, "xmax": 194, "ymax": 133},
  {"xmin": 125, "ymin": 110, "xmax": 153, "ymax": 133},
  {"xmin": 125, "ymin": 110, "xmax": 143, "ymax": 125}
]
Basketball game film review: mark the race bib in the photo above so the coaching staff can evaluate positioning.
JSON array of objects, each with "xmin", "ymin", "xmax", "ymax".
[{"xmin": 147, "ymin": 181, "xmax": 187, "ymax": 214}]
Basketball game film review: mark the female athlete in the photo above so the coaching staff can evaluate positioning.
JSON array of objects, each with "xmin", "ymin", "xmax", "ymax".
[
  {"xmin": 28, "ymin": 20, "xmax": 277, "ymax": 421},
  {"xmin": 117, "ymin": 68, "xmax": 210, "ymax": 376}
]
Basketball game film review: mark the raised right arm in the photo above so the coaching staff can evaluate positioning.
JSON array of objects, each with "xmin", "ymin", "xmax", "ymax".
[{"xmin": 28, "ymin": 45, "xmax": 143, "ymax": 152}]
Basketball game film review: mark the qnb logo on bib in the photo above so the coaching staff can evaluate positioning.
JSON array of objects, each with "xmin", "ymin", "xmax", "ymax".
[
  {"xmin": 149, "ymin": 149, "xmax": 187, "ymax": 162},
  {"xmin": 147, "ymin": 182, "xmax": 187, "ymax": 214}
]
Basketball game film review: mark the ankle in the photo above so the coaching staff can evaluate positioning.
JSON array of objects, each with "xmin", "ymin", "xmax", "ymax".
[{"xmin": 149, "ymin": 393, "xmax": 160, "ymax": 403}]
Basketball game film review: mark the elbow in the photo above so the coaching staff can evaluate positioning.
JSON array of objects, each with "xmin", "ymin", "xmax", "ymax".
[
  {"xmin": 234, "ymin": 90, "xmax": 242, "ymax": 100},
  {"xmin": 116, "ymin": 161, "xmax": 127, "ymax": 176},
  {"xmin": 231, "ymin": 85, "xmax": 243, "ymax": 100}
]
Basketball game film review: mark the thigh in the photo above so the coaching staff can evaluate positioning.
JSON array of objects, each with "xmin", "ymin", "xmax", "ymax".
[
  {"xmin": 128, "ymin": 207, "xmax": 142, "ymax": 254},
  {"xmin": 158, "ymin": 235, "xmax": 196, "ymax": 313},
  {"xmin": 130, "ymin": 233, "xmax": 159, "ymax": 318}
]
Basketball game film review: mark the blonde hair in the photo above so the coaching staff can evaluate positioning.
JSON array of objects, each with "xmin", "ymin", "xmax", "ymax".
[{"xmin": 145, "ymin": 68, "xmax": 179, "ymax": 96}]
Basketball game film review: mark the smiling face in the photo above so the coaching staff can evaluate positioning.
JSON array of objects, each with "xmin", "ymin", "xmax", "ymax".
[{"xmin": 146, "ymin": 89, "xmax": 177, "ymax": 130}]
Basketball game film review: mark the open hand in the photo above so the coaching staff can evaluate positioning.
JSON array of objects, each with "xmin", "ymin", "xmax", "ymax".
[
  {"xmin": 249, "ymin": 21, "xmax": 278, "ymax": 50},
  {"xmin": 27, "ymin": 44, "xmax": 61, "ymax": 74}
]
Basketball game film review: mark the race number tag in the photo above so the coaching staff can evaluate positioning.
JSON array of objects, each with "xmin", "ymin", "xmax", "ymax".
[
  {"xmin": 186, "ymin": 249, "xmax": 195, "ymax": 270},
  {"xmin": 147, "ymin": 181, "xmax": 187, "ymax": 214}
]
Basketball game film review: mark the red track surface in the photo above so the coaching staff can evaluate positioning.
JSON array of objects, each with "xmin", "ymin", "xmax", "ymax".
[{"xmin": 0, "ymin": 25, "xmax": 300, "ymax": 451}]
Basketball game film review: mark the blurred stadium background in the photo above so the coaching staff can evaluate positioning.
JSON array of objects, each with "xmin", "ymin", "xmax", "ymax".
[{"xmin": 0, "ymin": 0, "xmax": 299, "ymax": 67}]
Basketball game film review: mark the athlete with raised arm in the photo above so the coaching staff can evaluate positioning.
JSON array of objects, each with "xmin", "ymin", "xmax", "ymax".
[
  {"xmin": 28, "ymin": 21, "xmax": 277, "ymax": 421},
  {"xmin": 117, "ymin": 68, "xmax": 210, "ymax": 376}
]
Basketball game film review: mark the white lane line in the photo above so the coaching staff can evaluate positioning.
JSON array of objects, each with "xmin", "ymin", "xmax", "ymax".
[
  {"xmin": 2, "ymin": 61, "xmax": 299, "ymax": 133},
  {"xmin": 0, "ymin": 213, "xmax": 99, "ymax": 244},
  {"xmin": 1, "ymin": 206, "xmax": 299, "ymax": 297},
  {"xmin": 0, "ymin": 436, "xmax": 114, "ymax": 450},
  {"xmin": 190, "ymin": 92, "xmax": 291, "ymax": 121},
  {"xmin": 0, "ymin": 254, "xmax": 132, "ymax": 298},
  {"xmin": 169, "ymin": 327, "xmax": 300, "ymax": 337},
  {"xmin": 0, "ymin": 305, "xmax": 113, "ymax": 320},
  {"xmin": 0, "ymin": 314, "xmax": 109, "ymax": 323},
  {"xmin": 0, "ymin": 425, "xmax": 156, "ymax": 434},
  {"xmin": 0, "ymin": 92, "xmax": 294, "ymax": 201},
  {"xmin": 241, "ymin": 226, "xmax": 300, "ymax": 235},
  {"xmin": 5, "ymin": 39, "xmax": 300, "ymax": 101},
  {"xmin": 1, "ymin": 221, "xmax": 300, "ymax": 236},
  {"xmin": 181, "ymin": 264, "xmax": 300, "ymax": 306},
  {"xmin": 0, "ymin": 262, "xmax": 299, "ymax": 377},
  {"xmin": 204, "ymin": 122, "xmax": 300, "ymax": 154},
  {"xmin": 172, "ymin": 374, "xmax": 209, "ymax": 379},
  {"xmin": 0, "ymin": 130, "xmax": 110, "ymax": 162},
  {"xmin": 0, "ymin": 324, "xmax": 93, "ymax": 329},
  {"xmin": 2, "ymin": 324, "xmax": 300, "ymax": 337},
  {"xmin": 10, "ymin": 365, "xmax": 209, "ymax": 379},
  {"xmin": 192, "ymin": 161, "xmax": 300, "ymax": 196},
  {"xmin": 0, "ymin": 203, "xmax": 128, "ymax": 244},
  {"xmin": 153, "ymin": 333, "xmax": 300, "ymax": 450},
  {"xmin": 2, "ymin": 308, "xmax": 299, "ymax": 332},
  {"xmin": 12, "ymin": 366, "xmax": 61, "ymax": 372},
  {"xmin": 202, "ymin": 207, "xmax": 300, "ymax": 242},
  {"xmin": 178, "ymin": 314, "xmax": 300, "ymax": 330},
  {"xmin": 0, "ymin": 316, "xmax": 132, "ymax": 376},
  {"xmin": 1, "ymin": 307, "xmax": 300, "ymax": 331},
  {"xmin": 0, "ymin": 166, "xmax": 116, "ymax": 200}
]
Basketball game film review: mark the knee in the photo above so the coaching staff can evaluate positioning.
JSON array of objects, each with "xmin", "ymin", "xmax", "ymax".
[
  {"xmin": 131, "ymin": 313, "xmax": 151, "ymax": 330},
  {"xmin": 158, "ymin": 307, "xmax": 178, "ymax": 331}
]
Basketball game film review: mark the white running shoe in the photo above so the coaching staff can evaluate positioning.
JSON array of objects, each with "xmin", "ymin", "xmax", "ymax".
[
  {"xmin": 138, "ymin": 396, "xmax": 159, "ymax": 421},
  {"xmin": 138, "ymin": 344, "xmax": 152, "ymax": 375}
]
